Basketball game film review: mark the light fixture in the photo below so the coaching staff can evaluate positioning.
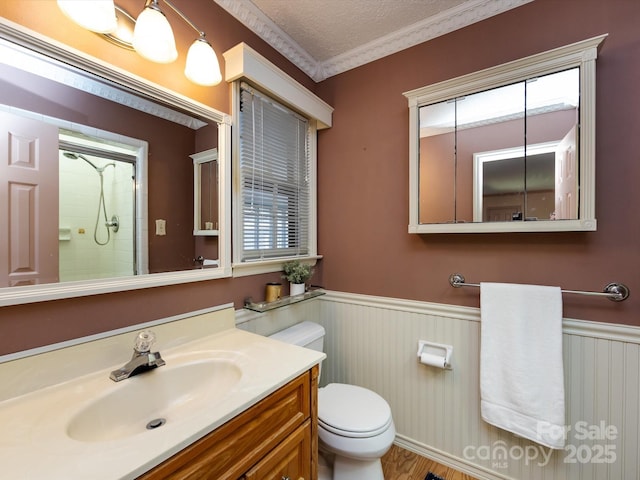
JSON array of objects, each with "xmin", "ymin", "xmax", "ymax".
[
  {"xmin": 57, "ymin": 0, "xmax": 222, "ymax": 87},
  {"xmin": 133, "ymin": 0, "xmax": 177, "ymax": 63},
  {"xmin": 184, "ymin": 36, "xmax": 222, "ymax": 86},
  {"xmin": 103, "ymin": 6, "xmax": 137, "ymax": 51},
  {"xmin": 57, "ymin": 0, "xmax": 118, "ymax": 34},
  {"xmin": 161, "ymin": 0, "xmax": 222, "ymax": 86}
]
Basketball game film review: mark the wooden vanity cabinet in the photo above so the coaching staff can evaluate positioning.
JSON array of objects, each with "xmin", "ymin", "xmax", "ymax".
[
  {"xmin": 137, "ymin": 365, "xmax": 318, "ymax": 480},
  {"xmin": 243, "ymin": 421, "xmax": 311, "ymax": 479}
]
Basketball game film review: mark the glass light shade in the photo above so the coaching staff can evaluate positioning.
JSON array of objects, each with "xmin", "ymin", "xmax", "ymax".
[
  {"xmin": 133, "ymin": 6, "xmax": 178, "ymax": 63},
  {"xmin": 185, "ymin": 38, "xmax": 222, "ymax": 86},
  {"xmin": 57, "ymin": 0, "xmax": 117, "ymax": 34}
]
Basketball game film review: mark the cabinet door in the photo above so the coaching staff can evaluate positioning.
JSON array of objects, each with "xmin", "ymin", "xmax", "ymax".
[
  {"xmin": 244, "ymin": 421, "xmax": 311, "ymax": 480},
  {"xmin": 137, "ymin": 371, "xmax": 311, "ymax": 480}
]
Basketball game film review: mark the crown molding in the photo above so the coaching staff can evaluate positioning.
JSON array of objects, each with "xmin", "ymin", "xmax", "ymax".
[
  {"xmin": 215, "ymin": 0, "xmax": 533, "ymax": 82},
  {"xmin": 214, "ymin": 0, "xmax": 321, "ymax": 80}
]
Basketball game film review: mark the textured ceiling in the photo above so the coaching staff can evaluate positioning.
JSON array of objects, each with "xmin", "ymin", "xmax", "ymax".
[
  {"xmin": 250, "ymin": 0, "xmax": 468, "ymax": 62},
  {"xmin": 214, "ymin": 0, "xmax": 534, "ymax": 81}
]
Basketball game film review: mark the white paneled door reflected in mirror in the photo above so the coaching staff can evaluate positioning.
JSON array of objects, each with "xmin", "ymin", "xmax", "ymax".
[{"xmin": 405, "ymin": 35, "xmax": 606, "ymax": 234}]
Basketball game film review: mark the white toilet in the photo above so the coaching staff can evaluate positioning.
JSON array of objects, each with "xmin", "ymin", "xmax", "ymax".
[{"xmin": 269, "ymin": 321, "xmax": 395, "ymax": 480}]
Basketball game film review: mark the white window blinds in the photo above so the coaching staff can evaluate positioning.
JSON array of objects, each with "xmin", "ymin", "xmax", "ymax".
[{"xmin": 238, "ymin": 83, "xmax": 310, "ymax": 261}]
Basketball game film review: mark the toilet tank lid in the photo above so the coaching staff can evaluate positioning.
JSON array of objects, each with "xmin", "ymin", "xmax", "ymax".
[{"xmin": 268, "ymin": 321, "xmax": 325, "ymax": 346}]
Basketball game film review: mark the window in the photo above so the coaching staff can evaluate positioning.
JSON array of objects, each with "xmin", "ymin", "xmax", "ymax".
[
  {"xmin": 223, "ymin": 42, "xmax": 332, "ymax": 274},
  {"xmin": 236, "ymin": 83, "xmax": 312, "ymax": 262}
]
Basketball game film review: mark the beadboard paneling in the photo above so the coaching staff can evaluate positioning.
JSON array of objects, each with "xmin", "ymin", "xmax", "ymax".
[{"xmin": 237, "ymin": 291, "xmax": 640, "ymax": 480}]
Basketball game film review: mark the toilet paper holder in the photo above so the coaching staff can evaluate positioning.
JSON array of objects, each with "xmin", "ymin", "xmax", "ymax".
[{"xmin": 417, "ymin": 340, "xmax": 453, "ymax": 369}]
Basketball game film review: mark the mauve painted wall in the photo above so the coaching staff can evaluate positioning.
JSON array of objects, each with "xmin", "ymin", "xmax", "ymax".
[
  {"xmin": 0, "ymin": 0, "xmax": 638, "ymax": 356},
  {"xmin": 315, "ymin": 0, "xmax": 639, "ymax": 326},
  {"xmin": 0, "ymin": 0, "xmax": 314, "ymax": 356}
]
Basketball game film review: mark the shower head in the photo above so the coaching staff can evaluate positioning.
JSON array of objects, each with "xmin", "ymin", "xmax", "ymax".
[
  {"xmin": 62, "ymin": 151, "xmax": 114, "ymax": 173},
  {"xmin": 63, "ymin": 151, "xmax": 99, "ymax": 170},
  {"xmin": 63, "ymin": 151, "xmax": 80, "ymax": 160}
]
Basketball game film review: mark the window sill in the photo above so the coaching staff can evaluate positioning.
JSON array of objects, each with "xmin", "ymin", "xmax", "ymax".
[{"xmin": 232, "ymin": 255, "xmax": 322, "ymax": 277}]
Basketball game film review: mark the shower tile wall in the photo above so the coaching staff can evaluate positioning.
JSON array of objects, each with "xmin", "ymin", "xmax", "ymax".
[{"xmin": 58, "ymin": 153, "xmax": 134, "ymax": 281}]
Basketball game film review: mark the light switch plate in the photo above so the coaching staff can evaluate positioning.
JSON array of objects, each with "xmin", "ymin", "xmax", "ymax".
[{"xmin": 155, "ymin": 219, "xmax": 166, "ymax": 236}]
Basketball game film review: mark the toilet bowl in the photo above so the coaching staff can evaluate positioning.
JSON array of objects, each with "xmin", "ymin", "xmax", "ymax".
[
  {"xmin": 318, "ymin": 383, "xmax": 396, "ymax": 479},
  {"xmin": 269, "ymin": 321, "xmax": 395, "ymax": 480}
]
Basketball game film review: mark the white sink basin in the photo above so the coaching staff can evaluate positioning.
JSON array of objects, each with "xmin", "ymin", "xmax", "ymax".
[
  {"xmin": 66, "ymin": 353, "xmax": 242, "ymax": 442},
  {"xmin": 0, "ymin": 323, "xmax": 325, "ymax": 480}
]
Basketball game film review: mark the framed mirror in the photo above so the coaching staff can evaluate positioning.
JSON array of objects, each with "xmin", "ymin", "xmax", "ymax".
[
  {"xmin": 0, "ymin": 20, "xmax": 231, "ymax": 306},
  {"xmin": 404, "ymin": 34, "xmax": 606, "ymax": 233},
  {"xmin": 192, "ymin": 149, "xmax": 219, "ymax": 236}
]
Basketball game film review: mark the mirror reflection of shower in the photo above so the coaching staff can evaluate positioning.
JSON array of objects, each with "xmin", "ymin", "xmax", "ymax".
[
  {"xmin": 58, "ymin": 145, "xmax": 136, "ymax": 283},
  {"xmin": 62, "ymin": 151, "xmax": 118, "ymax": 245}
]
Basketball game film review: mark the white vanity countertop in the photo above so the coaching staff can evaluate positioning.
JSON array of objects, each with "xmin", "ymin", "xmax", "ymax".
[{"xmin": 0, "ymin": 327, "xmax": 324, "ymax": 479}]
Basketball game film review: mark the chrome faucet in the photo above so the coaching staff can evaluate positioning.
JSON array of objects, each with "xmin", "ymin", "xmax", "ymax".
[{"xmin": 109, "ymin": 330, "xmax": 166, "ymax": 382}]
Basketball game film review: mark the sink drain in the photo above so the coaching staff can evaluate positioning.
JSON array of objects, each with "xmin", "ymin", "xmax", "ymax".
[{"xmin": 146, "ymin": 418, "xmax": 166, "ymax": 430}]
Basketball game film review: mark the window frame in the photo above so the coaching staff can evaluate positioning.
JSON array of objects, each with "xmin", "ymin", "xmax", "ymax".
[
  {"xmin": 235, "ymin": 81, "xmax": 316, "ymax": 263},
  {"xmin": 223, "ymin": 43, "xmax": 331, "ymax": 277}
]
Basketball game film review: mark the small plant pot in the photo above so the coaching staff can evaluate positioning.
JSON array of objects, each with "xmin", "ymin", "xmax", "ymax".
[{"xmin": 290, "ymin": 282, "xmax": 305, "ymax": 296}]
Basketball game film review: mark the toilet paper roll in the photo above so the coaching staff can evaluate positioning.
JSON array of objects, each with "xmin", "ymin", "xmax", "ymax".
[{"xmin": 420, "ymin": 352, "xmax": 447, "ymax": 368}]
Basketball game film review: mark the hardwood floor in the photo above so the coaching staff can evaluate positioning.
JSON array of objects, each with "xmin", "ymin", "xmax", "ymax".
[{"xmin": 381, "ymin": 444, "xmax": 478, "ymax": 480}]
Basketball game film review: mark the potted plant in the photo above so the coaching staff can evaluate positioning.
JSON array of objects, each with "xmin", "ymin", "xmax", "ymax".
[{"xmin": 282, "ymin": 260, "xmax": 313, "ymax": 296}]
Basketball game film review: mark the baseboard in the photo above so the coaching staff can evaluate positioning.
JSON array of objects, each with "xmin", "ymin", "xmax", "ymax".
[{"xmin": 394, "ymin": 434, "xmax": 513, "ymax": 480}]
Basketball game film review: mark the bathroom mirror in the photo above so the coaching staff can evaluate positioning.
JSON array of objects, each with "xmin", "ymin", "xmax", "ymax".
[
  {"xmin": 0, "ymin": 21, "xmax": 231, "ymax": 306},
  {"xmin": 404, "ymin": 35, "xmax": 606, "ymax": 233}
]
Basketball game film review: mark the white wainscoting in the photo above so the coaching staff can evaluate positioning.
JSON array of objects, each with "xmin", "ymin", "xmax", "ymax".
[{"xmin": 236, "ymin": 291, "xmax": 640, "ymax": 480}]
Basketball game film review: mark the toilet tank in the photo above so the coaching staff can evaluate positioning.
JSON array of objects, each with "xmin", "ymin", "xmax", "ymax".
[{"xmin": 269, "ymin": 321, "xmax": 325, "ymax": 352}]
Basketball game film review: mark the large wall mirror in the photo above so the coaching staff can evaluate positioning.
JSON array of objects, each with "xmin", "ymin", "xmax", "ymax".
[
  {"xmin": 0, "ymin": 21, "xmax": 231, "ymax": 306},
  {"xmin": 405, "ymin": 35, "xmax": 606, "ymax": 234}
]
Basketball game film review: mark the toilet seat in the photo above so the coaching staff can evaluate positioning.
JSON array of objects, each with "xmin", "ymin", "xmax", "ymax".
[{"xmin": 318, "ymin": 383, "xmax": 393, "ymax": 438}]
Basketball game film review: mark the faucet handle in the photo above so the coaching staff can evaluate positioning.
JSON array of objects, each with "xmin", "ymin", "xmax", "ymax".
[{"xmin": 134, "ymin": 330, "xmax": 157, "ymax": 353}]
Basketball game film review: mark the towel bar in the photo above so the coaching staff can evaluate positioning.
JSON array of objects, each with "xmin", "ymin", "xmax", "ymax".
[{"xmin": 449, "ymin": 273, "xmax": 630, "ymax": 302}]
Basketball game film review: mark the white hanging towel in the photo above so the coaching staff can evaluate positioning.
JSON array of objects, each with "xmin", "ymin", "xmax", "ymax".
[{"xmin": 480, "ymin": 282, "xmax": 566, "ymax": 449}]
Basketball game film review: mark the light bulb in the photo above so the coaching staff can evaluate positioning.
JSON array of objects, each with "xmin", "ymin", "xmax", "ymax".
[
  {"xmin": 133, "ymin": 5, "xmax": 178, "ymax": 63},
  {"xmin": 57, "ymin": 0, "xmax": 117, "ymax": 34},
  {"xmin": 185, "ymin": 37, "xmax": 222, "ymax": 86}
]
